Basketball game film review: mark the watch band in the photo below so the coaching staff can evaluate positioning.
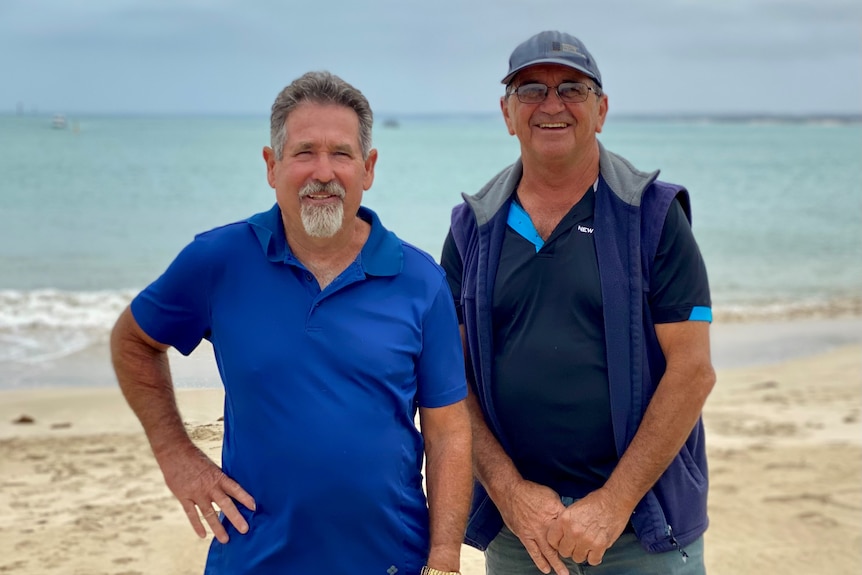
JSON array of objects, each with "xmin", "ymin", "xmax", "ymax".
[{"xmin": 420, "ymin": 567, "xmax": 461, "ymax": 575}]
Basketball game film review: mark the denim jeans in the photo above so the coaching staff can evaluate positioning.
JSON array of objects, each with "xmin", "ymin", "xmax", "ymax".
[{"xmin": 485, "ymin": 524, "xmax": 705, "ymax": 575}]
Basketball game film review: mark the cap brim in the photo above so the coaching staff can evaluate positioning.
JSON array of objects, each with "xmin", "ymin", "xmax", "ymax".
[{"xmin": 501, "ymin": 57, "xmax": 600, "ymax": 86}]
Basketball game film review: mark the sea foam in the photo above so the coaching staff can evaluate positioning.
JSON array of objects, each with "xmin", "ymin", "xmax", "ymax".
[{"xmin": 0, "ymin": 289, "xmax": 135, "ymax": 363}]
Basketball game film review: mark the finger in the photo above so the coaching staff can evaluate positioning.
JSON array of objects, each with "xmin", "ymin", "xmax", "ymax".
[
  {"xmin": 182, "ymin": 501, "xmax": 207, "ymax": 539},
  {"xmin": 213, "ymin": 494, "xmax": 249, "ymax": 535},
  {"xmin": 586, "ymin": 547, "xmax": 606, "ymax": 566},
  {"xmin": 546, "ymin": 521, "xmax": 562, "ymax": 550},
  {"xmin": 554, "ymin": 531, "xmax": 575, "ymax": 559},
  {"xmin": 535, "ymin": 538, "xmax": 570, "ymax": 575},
  {"xmin": 571, "ymin": 547, "xmax": 588, "ymax": 564},
  {"xmin": 521, "ymin": 538, "xmax": 553, "ymax": 575},
  {"xmin": 199, "ymin": 503, "xmax": 230, "ymax": 544},
  {"xmin": 220, "ymin": 476, "xmax": 256, "ymax": 512}
]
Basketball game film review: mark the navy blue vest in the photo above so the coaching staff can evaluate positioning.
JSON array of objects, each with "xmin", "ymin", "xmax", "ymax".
[{"xmin": 449, "ymin": 147, "xmax": 708, "ymax": 554}]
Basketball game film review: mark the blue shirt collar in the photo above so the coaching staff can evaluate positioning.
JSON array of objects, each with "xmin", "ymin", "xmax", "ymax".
[{"xmin": 247, "ymin": 203, "xmax": 403, "ymax": 277}]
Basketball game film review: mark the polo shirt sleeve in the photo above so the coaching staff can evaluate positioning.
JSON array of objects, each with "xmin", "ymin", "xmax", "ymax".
[
  {"xmin": 130, "ymin": 236, "xmax": 213, "ymax": 355},
  {"xmin": 440, "ymin": 230, "xmax": 464, "ymax": 324},
  {"xmin": 415, "ymin": 275, "xmax": 468, "ymax": 408},
  {"xmin": 649, "ymin": 199, "xmax": 712, "ymax": 324}
]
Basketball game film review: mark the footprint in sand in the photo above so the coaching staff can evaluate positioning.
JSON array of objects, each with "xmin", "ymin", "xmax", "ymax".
[
  {"xmin": 796, "ymin": 511, "xmax": 839, "ymax": 528},
  {"xmin": 710, "ymin": 483, "xmax": 739, "ymax": 494},
  {"xmin": 764, "ymin": 460, "xmax": 809, "ymax": 470},
  {"xmin": 187, "ymin": 423, "xmax": 224, "ymax": 442},
  {"xmin": 84, "ymin": 446, "xmax": 117, "ymax": 455},
  {"xmin": 750, "ymin": 380, "xmax": 779, "ymax": 390},
  {"xmin": 13, "ymin": 539, "xmax": 36, "ymax": 551},
  {"xmin": 74, "ymin": 516, "xmax": 104, "ymax": 532},
  {"xmin": 124, "ymin": 538, "xmax": 149, "ymax": 548},
  {"xmin": 761, "ymin": 393, "xmax": 789, "ymax": 405}
]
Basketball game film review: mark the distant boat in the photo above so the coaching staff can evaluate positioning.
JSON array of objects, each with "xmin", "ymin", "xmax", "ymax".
[
  {"xmin": 52, "ymin": 114, "xmax": 67, "ymax": 129},
  {"xmin": 383, "ymin": 118, "xmax": 399, "ymax": 128}
]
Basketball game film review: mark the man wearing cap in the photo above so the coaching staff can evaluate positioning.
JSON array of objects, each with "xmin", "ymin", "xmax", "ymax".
[{"xmin": 441, "ymin": 31, "xmax": 715, "ymax": 574}]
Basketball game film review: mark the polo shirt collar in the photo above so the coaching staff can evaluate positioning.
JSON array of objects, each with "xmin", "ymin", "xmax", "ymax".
[{"xmin": 247, "ymin": 203, "xmax": 403, "ymax": 277}]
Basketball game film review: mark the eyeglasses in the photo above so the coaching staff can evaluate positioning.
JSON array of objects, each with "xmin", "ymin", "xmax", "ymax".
[{"xmin": 507, "ymin": 82, "xmax": 602, "ymax": 104}]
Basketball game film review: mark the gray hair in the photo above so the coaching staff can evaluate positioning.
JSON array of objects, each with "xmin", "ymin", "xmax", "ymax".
[{"xmin": 270, "ymin": 71, "xmax": 374, "ymax": 160}]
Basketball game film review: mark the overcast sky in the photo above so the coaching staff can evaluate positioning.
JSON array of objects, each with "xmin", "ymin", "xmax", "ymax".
[{"xmin": 2, "ymin": 0, "xmax": 860, "ymax": 117}]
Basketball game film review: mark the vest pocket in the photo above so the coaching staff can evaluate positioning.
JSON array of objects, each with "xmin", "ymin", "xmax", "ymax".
[{"xmin": 676, "ymin": 443, "xmax": 707, "ymax": 489}]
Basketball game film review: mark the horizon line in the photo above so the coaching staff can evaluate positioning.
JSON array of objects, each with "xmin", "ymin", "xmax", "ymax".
[{"xmin": 3, "ymin": 110, "xmax": 861, "ymax": 123}]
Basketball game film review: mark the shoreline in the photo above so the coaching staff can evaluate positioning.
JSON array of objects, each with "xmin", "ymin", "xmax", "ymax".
[
  {"xmin": 2, "ymin": 314, "xmax": 859, "ymax": 392},
  {"xmin": 1, "ymin": 290, "xmax": 860, "ymax": 363},
  {"xmin": 1, "ymin": 318, "xmax": 860, "ymax": 574}
]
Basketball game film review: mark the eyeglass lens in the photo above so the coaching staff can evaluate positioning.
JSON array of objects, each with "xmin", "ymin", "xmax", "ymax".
[{"xmin": 516, "ymin": 82, "xmax": 592, "ymax": 104}]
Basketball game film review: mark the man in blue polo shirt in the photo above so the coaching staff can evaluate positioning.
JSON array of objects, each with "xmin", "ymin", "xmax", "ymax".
[
  {"xmin": 111, "ymin": 71, "xmax": 471, "ymax": 575},
  {"xmin": 442, "ymin": 31, "xmax": 716, "ymax": 575}
]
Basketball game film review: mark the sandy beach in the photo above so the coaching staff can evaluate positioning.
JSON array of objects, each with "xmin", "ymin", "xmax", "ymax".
[{"xmin": 1, "ymin": 318, "xmax": 860, "ymax": 574}]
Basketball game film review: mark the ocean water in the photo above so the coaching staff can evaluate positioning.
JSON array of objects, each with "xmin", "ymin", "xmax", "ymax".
[{"xmin": 1, "ymin": 113, "xmax": 860, "ymax": 387}]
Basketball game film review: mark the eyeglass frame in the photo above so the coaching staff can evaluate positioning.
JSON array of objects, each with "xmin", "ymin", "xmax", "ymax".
[{"xmin": 505, "ymin": 81, "xmax": 603, "ymax": 104}]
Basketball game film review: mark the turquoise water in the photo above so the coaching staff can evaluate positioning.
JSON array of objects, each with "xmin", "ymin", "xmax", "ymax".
[{"xmin": 1, "ymin": 113, "xmax": 860, "ymax": 372}]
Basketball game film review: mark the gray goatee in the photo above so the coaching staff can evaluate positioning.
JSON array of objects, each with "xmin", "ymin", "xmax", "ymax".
[{"xmin": 298, "ymin": 180, "xmax": 346, "ymax": 238}]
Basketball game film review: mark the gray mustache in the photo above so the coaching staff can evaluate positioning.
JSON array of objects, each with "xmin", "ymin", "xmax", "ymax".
[{"xmin": 299, "ymin": 180, "xmax": 346, "ymax": 199}]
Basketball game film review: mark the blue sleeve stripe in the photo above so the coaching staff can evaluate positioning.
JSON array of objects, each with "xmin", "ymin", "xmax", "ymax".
[
  {"xmin": 507, "ymin": 202, "xmax": 544, "ymax": 253},
  {"xmin": 688, "ymin": 306, "xmax": 713, "ymax": 322}
]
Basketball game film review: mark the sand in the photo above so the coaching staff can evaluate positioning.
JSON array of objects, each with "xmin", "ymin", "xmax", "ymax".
[{"xmin": 1, "ymin": 319, "xmax": 860, "ymax": 574}]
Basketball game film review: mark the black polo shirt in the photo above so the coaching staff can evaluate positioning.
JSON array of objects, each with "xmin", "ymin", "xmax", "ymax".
[{"xmin": 441, "ymin": 184, "xmax": 710, "ymax": 499}]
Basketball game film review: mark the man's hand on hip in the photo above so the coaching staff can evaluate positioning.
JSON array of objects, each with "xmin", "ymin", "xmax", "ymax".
[{"xmin": 158, "ymin": 444, "xmax": 256, "ymax": 544}]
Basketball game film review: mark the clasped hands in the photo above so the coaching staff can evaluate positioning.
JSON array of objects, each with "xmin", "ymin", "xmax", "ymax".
[{"xmin": 500, "ymin": 481, "xmax": 629, "ymax": 575}]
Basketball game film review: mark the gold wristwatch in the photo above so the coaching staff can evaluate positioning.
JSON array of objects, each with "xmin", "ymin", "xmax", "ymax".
[{"xmin": 420, "ymin": 567, "xmax": 460, "ymax": 575}]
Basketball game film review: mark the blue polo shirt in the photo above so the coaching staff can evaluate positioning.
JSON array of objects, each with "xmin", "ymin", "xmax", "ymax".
[{"xmin": 131, "ymin": 204, "xmax": 467, "ymax": 575}]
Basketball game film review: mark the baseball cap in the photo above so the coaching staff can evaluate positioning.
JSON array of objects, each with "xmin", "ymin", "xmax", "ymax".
[{"xmin": 502, "ymin": 31, "xmax": 602, "ymax": 87}]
